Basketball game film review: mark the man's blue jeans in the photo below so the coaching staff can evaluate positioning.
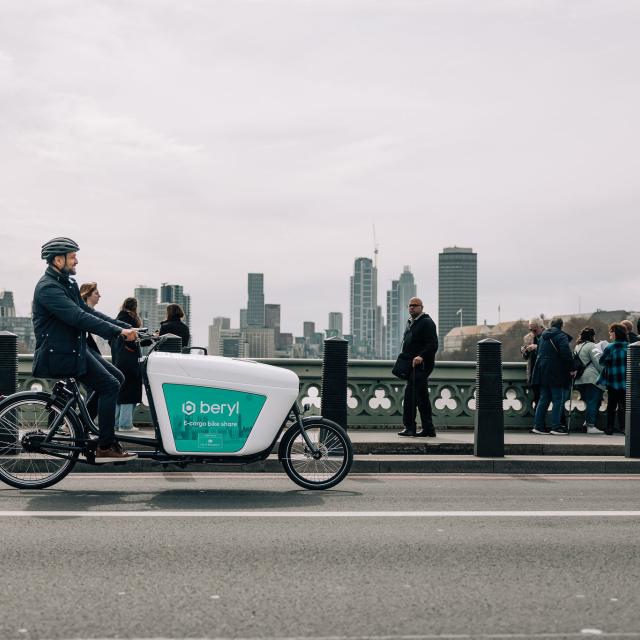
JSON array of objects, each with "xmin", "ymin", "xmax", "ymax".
[
  {"xmin": 534, "ymin": 385, "xmax": 567, "ymax": 428},
  {"xmin": 579, "ymin": 384, "xmax": 603, "ymax": 426}
]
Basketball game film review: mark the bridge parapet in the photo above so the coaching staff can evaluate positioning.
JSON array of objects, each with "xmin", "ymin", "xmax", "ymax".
[{"xmin": 17, "ymin": 355, "xmax": 588, "ymax": 429}]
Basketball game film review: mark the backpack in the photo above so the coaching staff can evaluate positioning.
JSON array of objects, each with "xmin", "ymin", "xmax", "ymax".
[{"xmin": 572, "ymin": 344, "xmax": 589, "ymax": 378}]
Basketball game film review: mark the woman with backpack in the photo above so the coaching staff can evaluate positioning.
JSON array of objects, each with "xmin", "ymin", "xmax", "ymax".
[{"xmin": 573, "ymin": 327, "xmax": 605, "ymax": 434}]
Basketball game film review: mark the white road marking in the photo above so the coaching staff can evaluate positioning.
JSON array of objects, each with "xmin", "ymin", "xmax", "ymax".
[{"xmin": 1, "ymin": 510, "xmax": 640, "ymax": 518}]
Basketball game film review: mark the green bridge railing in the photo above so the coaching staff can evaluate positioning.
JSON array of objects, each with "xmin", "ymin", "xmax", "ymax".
[{"xmin": 16, "ymin": 355, "xmax": 590, "ymax": 429}]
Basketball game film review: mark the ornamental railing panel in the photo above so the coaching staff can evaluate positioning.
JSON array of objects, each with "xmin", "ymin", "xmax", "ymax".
[{"xmin": 16, "ymin": 355, "xmax": 596, "ymax": 429}]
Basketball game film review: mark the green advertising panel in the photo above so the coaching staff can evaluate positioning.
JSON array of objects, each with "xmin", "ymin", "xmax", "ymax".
[{"xmin": 162, "ymin": 384, "xmax": 266, "ymax": 453}]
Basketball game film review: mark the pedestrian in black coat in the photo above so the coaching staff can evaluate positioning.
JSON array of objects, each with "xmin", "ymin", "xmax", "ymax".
[
  {"xmin": 531, "ymin": 317, "xmax": 576, "ymax": 435},
  {"xmin": 159, "ymin": 303, "xmax": 190, "ymax": 350},
  {"xmin": 110, "ymin": 298, "xmax": 142, "ymax": 432},
  {"xmin": 396, "ymin": 297, "xmax": 439, "ymax": 438}
]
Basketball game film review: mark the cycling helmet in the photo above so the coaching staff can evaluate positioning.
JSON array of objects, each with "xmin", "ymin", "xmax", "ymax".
[{"xmin": 41, "ymin": 237, "xmax": 80, "ymax": 262}]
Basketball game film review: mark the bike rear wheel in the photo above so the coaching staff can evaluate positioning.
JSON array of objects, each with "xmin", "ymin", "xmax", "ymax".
[
  {"xmin": 279, "ymin": 420, "xmax": 353, "ymax": 490},
  {"xmin": 0, "ymin": 395, "xmax": 82, "ymax": 489}
]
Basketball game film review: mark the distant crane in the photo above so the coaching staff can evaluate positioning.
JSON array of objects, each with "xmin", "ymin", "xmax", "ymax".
[{"xmin": 372, "ymin": 223, "xmax": 379, "ymax": 268}]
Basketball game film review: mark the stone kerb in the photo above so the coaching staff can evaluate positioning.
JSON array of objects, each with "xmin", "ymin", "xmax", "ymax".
[{"xmin": 16, "ymin": 354, "xmax": 596, "ymax": 430}]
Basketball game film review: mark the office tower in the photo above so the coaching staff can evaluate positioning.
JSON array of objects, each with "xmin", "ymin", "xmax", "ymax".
[
  {"xmin": 350, "ymin": 257, "xmax": 377, "ymax": 359},
  {"xmin": 247, "ymin": 273, "xmax": 265, "ymax": 327},
  {"xmin": 244, "ymin": 327, "xmax": 275, "ymax": 358},
  {"xmin": 0, "ymin": 290, "xmax": 16, "ymax": 318},
  {"xmin": 134, "ymin": 286, "xmax": 159, "ymax": 331},
  {"xmin": 328, "ymin": 312, "xmax": 343, "ymax": 337},
  {"xmin": 303, "ymin": 321, "xmax": 315, "ymax": 339},
  {"xmin": 375, "ymin": 305, "xmax": 385, "ymax": 358},
  {"xmin": 240, "ymin": 308, "xmax": 248, "ymax": 330},
  {"xmin": 0, "ymin": 291, "xmax": 35, "ymax": 352},
  {"xmin": 265, "ymin": 303, "xmax": 284, "ymax": 351},
  {"xmin": 212, "ymin": 317, "xmax": 231, "ymax": 330},
  {"xmin": 438, "ymin": 247, "xmax": 477, "ymax": 341},
  {"xmin": 385, "ymin": 266, "xmax": 417, "ymax": 358},
  {"xmin": 160, "ymin": 283, "xmax": 191, "ymax": 328}
]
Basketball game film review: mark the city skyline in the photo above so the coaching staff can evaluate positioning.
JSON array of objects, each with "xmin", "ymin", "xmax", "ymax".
[{"xmin": 1, "ymin": 2, "xmax": 639, "ymax": 346}]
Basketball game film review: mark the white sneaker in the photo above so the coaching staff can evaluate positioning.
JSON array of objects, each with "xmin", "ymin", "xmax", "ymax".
[
  {"xmin": 587, "ymin": 425, "xmax": 604, "ymax": 434},
  {"xmin": 117, "ymin": 426, "xmax": 140, "ymax": 433}
]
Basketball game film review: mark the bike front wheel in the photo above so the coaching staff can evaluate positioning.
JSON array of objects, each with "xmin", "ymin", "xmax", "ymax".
[
  {"xmin": 279, "ymin": 419, "xmax": 353, "ymax": 490},
  {"xmin": 0, "ymin": 394, "xmax": 82, "ymax": 489}
]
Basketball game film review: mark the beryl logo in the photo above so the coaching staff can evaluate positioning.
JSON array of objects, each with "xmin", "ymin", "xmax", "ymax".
[
  {"xmin": 163, "ymin": 383, "xmax": 266, "ymax": 454},
  {"xmin": 182, "ymin": 401, "xmax": 196, "ymax": 416}
]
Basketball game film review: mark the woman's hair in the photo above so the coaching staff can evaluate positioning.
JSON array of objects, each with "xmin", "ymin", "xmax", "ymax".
[
  {"xmin": 121, "ymin": 297, "xmax": 141, "ymax": 328},
  {"xmin": 609, "ymin": 323, "xmax": 627, "ymax": 341},
  {"xmin": 165, "ymin": 303, "xmax": 184, "ymax": 322},
  {"xmin": 79, "ymin": 282, "xmax": 97, "ymax": 302},
  {"xmin": 576, "ymin": 327, "xmax": 596, "ymax": 344}
]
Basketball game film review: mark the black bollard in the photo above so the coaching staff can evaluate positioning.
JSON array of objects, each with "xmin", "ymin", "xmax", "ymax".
[
  {"xmin": 474, "ymin": 338, "xmax": 504, "ymax": 457},
  {"xmin": 626, "ymin": 341, "xmax": 640, "ymax": 458},
  {"xmin": 0, "ymin": 331, "xmax": 19, "ymax": 455},
  {"xmin": 156, "ymin": 333, "xmax": 183, "ymax": 354},
  {"xmin": 0, "ymin": 331, "xmax": 18, "ymax": 398},
  {"xmin": 321, "ymin": 336, "xmax": 349, "ymax": 430}
]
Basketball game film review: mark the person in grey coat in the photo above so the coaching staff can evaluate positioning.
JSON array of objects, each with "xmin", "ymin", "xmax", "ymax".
[
  {"xmin": 531, "ymin": 317, "xmax": 576, "ymax": 435},
  {"xmin": 573, "ymin": 327, "xmax": 605, "ymax": 434}
]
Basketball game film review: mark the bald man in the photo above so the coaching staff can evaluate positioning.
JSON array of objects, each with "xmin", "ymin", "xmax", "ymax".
[{"xmin": 397, "ymin": 297, "xmax": 439, "ymax": 437}]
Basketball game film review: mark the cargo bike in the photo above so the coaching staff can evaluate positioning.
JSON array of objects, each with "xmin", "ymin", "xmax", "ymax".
[{"xmin": 0, "ymin": 334, "xmax": 353, "ymax": 490}]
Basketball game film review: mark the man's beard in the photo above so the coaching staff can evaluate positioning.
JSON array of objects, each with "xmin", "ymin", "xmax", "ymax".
[{"xmin": 61, "ymin": 266, "xmax": 77, "ymax": 276}]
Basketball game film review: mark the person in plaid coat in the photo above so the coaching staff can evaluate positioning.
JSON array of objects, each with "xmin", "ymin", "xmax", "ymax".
[{"xmin": 598, "ymin": 323, "xmax": 628, "ymax": 435}]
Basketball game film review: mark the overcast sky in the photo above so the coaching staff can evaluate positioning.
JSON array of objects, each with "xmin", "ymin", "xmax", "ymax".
[{"xmin": 1, "ymin": 0, "xmax": 639, "ymax": 345}]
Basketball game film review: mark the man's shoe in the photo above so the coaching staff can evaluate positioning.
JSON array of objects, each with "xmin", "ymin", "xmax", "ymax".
[
  {"xmin": 550, "ymin": 426, "xmax": 569, "ymax": 435},
  {"xmin": 415, "ymin": 429, "xmax": 436, "ymax": 437},
  {"xmin": 397, "ymin": 429, "xmax": 416, "ymax": 437},
  {"xmin": 95, "ymin": 443, "xmax": 138, "ymax": 463},
  {"xmin": 587, "ymin": 425, "xmax": 605, "ymax": 434},
  {"xmin": 531, "ymin": 427, "xmax": 550, "ymax": 434},
  {"xmin": 117, "ymin": 426, "xmax": 140, "ymax": 433}
]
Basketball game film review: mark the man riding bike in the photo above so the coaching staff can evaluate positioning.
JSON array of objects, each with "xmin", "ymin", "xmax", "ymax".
[{"xmin": 32, "ymin": 237, "xmax": 139, "ymax": 462}]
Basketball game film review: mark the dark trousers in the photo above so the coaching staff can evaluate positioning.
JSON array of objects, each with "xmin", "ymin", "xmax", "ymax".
[
  {"xmin": 77, "ymin": 350, "xmax": 124, "ymax": 448},
  {"xmin": 531, "ymin": 383, "xmax": 567, "ymax": 426},
  {"xmin": 606, "ymin": 387, "xmax": 626, "ymax": 432},
  {"xmin": 403, "ymin": 367, "xmax": 434, "ymax": 433}
]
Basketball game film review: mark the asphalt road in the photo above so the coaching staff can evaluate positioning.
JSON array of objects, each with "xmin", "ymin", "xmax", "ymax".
[{"xmin": 2, "ymin": 473, "xmax": 640, "ymax": 640}]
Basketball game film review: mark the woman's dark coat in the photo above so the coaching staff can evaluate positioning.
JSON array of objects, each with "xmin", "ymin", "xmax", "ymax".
[
  {"xmin": 159, "ymin": 319, "xmax": 190, "ymax": 350},
  {"xmin": 531, "ymin": 326, "xmax": 575, "ymax": 388},
  {"xmin": 110, "ymin": 310, "xmax": 142, "ymax": 404}
]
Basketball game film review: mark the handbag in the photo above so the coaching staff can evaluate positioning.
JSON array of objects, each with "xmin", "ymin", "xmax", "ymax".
[{"xmin": 392, "ymin": 353, "xmax": 413, "ymax": 379}]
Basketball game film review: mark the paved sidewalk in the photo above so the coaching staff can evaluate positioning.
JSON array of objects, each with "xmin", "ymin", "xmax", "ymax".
[{"xmin": 91, "ymin": 426, "xmax": 639, "ymax": 475}]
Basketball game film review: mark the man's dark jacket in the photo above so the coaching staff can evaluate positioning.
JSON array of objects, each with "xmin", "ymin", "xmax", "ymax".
[
  {"xmin": 32, "ymin": 267, "xmax": 130, "ymax": 378},
  {"xmin": 400, "ymin": 314, "xmax": 439, "ymax": 377},
  {"xmin": 531, "ymin": 326, "xmax": 575, "ymax": 388}
]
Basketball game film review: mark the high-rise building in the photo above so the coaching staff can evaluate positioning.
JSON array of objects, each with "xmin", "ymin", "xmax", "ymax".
[
  {"xmin": 0, "ymin": 290, "xmax": 16, "ymax": 318},
  {"xmin": 386, "ymin": 266, "xmax": 417, "ymax": 358},
  {"xmin": 265, "ymin": 303, "xmax": 284, "ymax": 350},
  {"xmin": 244, "ymin": 327, "xmax": 275, "ymax": 358},
  {"xmin": 0, "ymin": 291, "xmax": 35, "ymax": 352},
  {"xmin": 327, "ymin": 312, "xmax": 343, "ymax": 337},
  {"xmin": 134, "ymin": 286, "xmax": 159, "ymax": 331},
  {"xmin": 160, "ymin": 283, "xmax": 191, "ymax": 328},
  {"xmin": 438, "ymin": 247, "xmax": 477, "ymax": 341},
  {"xmin": 247, "ymin": 273, "xmax": 265, "ymax": 327},
  {"xmin": 350, "ymin": 257, "xmax": 378, "ymax": 359},
  {"xmin": 303, "ymin": 321, "xmax": 315, "ymax": 339},
  {"xmin": 239, "ymin": 308, "xmax": 248, "ymax": 330}
]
